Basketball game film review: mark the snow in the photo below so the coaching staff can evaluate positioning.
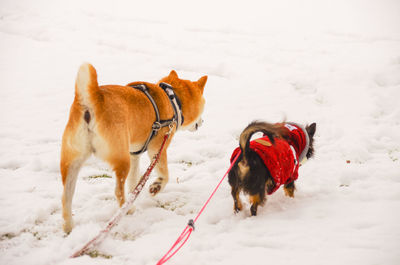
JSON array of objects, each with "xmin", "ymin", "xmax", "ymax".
[{"xmin": 1, "ymin": 0, "xmax": 400, "ymax": 264}]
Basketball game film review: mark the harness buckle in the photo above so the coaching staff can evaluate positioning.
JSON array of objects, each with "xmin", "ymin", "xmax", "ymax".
[{"xmin": 152, "ymin": 122, "xmax": 162, "ymax": 131}]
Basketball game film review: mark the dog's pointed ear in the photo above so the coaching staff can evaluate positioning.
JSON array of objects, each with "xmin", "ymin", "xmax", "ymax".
[
  {"xmin": 197, "ymin": 75, "xmax": 208, "ymax": 93},
  {"xmin": 306, "ymin": 123, "xmax": 316, "ymax": 137},
  {"xmin": 169, "ymin": 70, "xmax": 178, "ymax": 79}
]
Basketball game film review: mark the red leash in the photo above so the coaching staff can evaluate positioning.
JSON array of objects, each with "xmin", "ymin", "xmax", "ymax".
[
  {"xmin": 70, "ymin": 127, "xmax": 173, "ymax": 258},
  {"xmin": 156, "ymin": 150, "xmax": 241, "ymax": 265}
]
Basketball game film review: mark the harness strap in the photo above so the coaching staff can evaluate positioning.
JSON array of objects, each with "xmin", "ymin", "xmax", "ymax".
[
  {"xmin": 134, "ymin": 84, "xmax": 161, "ymax": 121},
  {"xmin": 159, "ymin": 82, "xmax": 183, "ymax": 130},
  {"xmin": 129, "ymin": 83, "xmax": 183, "ymax": 155}
]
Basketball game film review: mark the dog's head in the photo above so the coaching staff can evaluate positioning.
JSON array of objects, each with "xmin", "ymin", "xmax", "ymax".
[
  {"xmin": 301, "ymin": 122, "xmax": 317, "ymax": 164},
  {"xmin": 159, "ymin": 70, "xmax": 207, "ymax": 132}
]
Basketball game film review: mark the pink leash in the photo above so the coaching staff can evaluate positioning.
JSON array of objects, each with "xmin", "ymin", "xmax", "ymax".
[{"xmin": 156, "ymin": 150, "xmax": 241, "ymax": 265}]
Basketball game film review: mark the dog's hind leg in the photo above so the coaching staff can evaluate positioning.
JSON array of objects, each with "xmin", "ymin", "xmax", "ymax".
[
  {"xmin": 283, "ymin": 181, "xmax": 296, "ymax": 198},
  {"xmin": 231, "ymin": 187, "xmax": 243, "ymax": 213},
  {"xmin": 109, "ymin": 156, "xmax": 130, "ymax": 207},
  {"xmin": 60, "ymin": 126, "xmax": 91, "ymax": 233},
  {"xmin": 249, "ymin": 194, "xmax": 263, "ymax": 216},
  {"xmin": 61, "ymin": 158, "xmax": 85, "ymax": 233}
]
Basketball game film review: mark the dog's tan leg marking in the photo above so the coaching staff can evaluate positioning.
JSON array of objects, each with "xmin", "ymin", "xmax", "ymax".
[
  {"xmin": 283, "ymin": 181, "xmax": 296, "ymax": 198},
  {"xmin": 249, "ymin": 194, "xmax": 262, "ymax": 216},
  {"xmin": 231, "ymin": 188, "xmax": 243, "ymax": 213}
]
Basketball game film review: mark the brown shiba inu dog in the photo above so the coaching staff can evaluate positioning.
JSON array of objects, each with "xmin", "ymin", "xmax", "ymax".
[{"xmin": 61, "ymin": 63, "xmax": 207, "ymax": 233}]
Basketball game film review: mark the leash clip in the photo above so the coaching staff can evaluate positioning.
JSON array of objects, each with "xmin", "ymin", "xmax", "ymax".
[
  {"xmin": 187, "ymin": 219, "xmax": 195, "ymax": 231},
  {"xmin": 167, "ymin": 123, "xmax": 175, "ymax": 135}
]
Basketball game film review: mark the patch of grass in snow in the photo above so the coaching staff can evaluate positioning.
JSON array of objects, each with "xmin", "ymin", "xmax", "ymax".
[
  {"xmin": 0, "ymin": 233, "xmax": 16, "ymax": 240},
  {"xmin": 87, "ymin": 250, "xmax": 113, "ymax": 259},
  {"xmin": 156, "ymin": 199, "xmax": 186, "ymax": 212},
  {"xmin": 112, "ymin": 231, "xmax": 140, "ymax": 241},
  {"xmin": 22, "ymin": 228, "xmax": 45, "ymax": 240},
  {"xmin": 1, "ymin": 229, "xmax": 45, "ymax": 241},
  {"xmin": 87, "ymin": 174, "xmax": 112, "ymax": 179},
  {"xmin": 388, "ymin": 149, "xmax": 399, "ymax": 162},
  {"xmin": 1, "ymin": 230, "xmax": 44, "ymax": 241},
  {"xmin": 32, "ymin": 231, "xmax": 42, "ymax": 240},
  {"xmin": 179, "ymin": 160, "xmax": 193, "ymax": 167}
]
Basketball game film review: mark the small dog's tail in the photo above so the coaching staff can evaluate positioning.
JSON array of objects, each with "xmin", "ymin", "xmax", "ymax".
[
  {"xmin": 75, "ymin": 63, "xmax": 99, "ymax": 109},
  {"xmin": 238, "ymin": 121, "xmax": 287, "ymax": 173}
]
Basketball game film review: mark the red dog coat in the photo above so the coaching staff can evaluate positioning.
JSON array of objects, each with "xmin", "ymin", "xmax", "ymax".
[{"xmin": 231, "ymin": 123, "xmax": 309, "ymax": 194}]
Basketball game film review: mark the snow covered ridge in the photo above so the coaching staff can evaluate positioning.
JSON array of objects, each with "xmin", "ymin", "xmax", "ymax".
[{"xmin": 1, "ymin": 0, "xmax": 400, "ymax": 264}]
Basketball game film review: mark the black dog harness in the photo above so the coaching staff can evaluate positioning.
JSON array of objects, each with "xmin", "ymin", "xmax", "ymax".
[{"xmin": 129, "ymin": 82, "xmax": 184, "ymax": 155}]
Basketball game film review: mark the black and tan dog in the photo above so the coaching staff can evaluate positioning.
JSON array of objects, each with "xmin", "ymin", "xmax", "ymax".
[
  {"xmin": 228, "ymin": 121, "xmax": 316, "ymax": 216},
  {"xmin": 61, "ymin": 63, "xmax": 207, "ymax": 233}
]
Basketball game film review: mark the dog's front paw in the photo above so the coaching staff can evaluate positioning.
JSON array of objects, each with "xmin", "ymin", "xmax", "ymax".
[
  {"xmin": 63, "ymin": 220, "xmax": 74, "ymax": 234},
  {"xmin": 149, "ymin": 181, "xmax": 162, "ymax": 196}
]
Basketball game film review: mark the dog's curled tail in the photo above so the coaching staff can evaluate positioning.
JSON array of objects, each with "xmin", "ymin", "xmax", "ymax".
[
  {"xmin": 75, "ymin": 63, "xmax": 99, "ymax": 108},
  {"xmin": 239, "ymin": 121, "xmax": 287, "ymax": 169}
]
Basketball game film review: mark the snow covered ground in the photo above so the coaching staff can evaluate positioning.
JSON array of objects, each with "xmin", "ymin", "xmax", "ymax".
[{"xmin": 1, "ymin": 0, "xmax": 399, "ymax": 264}]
